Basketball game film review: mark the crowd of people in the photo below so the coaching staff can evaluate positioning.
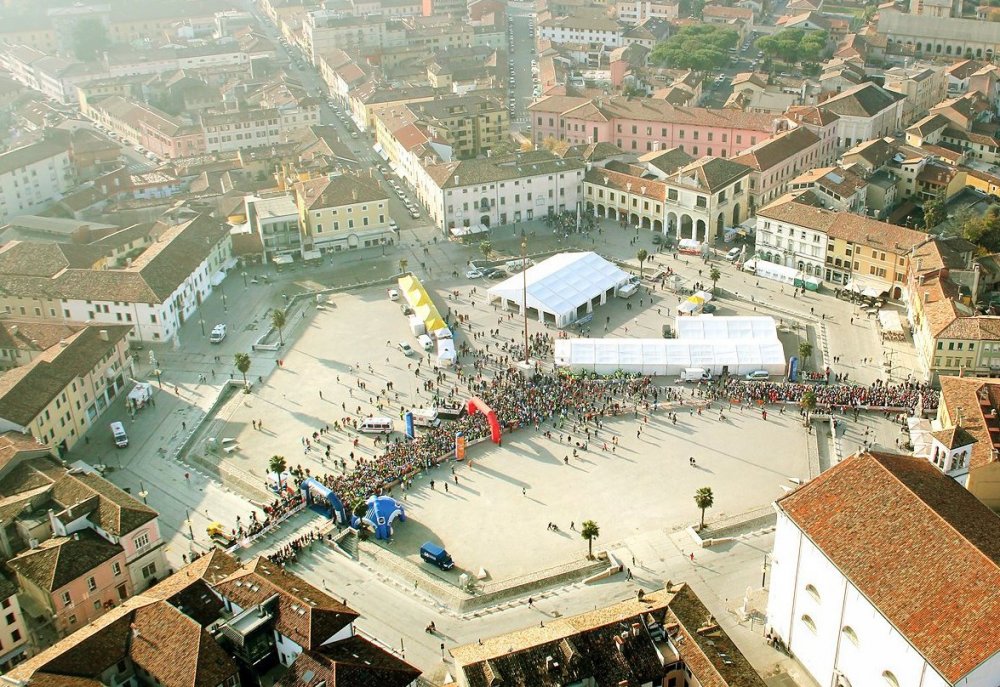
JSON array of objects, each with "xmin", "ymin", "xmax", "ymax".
[
  {"xmin": 266, "ymin": 528, "xmax": 325, "ymax": 566},
  {"xmin": 705, "ymin": 377, "xmax": 938, "ymax": 412}
]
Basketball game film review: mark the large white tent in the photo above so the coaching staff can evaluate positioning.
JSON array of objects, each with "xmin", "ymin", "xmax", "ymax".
[
  {"xmin": 555, "ymin": 314, "xmax": 787, "ymax": 376},
  {"xmin": 675, "ymin": 315, "xmax": 777, "ymax": 341},
  {"xmin": 487, "ymin": 252, "xmax": 632, "ymax": 328},
  {"xmin": 554, "ymin": 338, "xmax": 786, "ymax": 376}
]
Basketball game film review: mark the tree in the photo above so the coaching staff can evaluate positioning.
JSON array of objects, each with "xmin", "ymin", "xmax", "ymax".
[
  {"xmin": 271, "ymin": 308, "xmax": 286, "ymax": 347},
  {"xmin": 800, "ymin": 389, "xmax": 818, "ymax": 423},
  {"xmin": 480, "ymin": 240, "xmax": 493, "ymax": 261},
  {"xmin": 540, "ymin": 136, "xmax": 571, "ymax": 155},
  {"xmin": 694, "ymin": 487, "xmax": 714, "ymax": 532},
  {"xmin": 923, "ymin": 198, "xmax": 946, "ymax": 231},
  {"xmin": 72, "ymin": 17, "xmax": 110, "ymax": 61},
  {"xmin": 798, "ymin": 341, "xmax": 813, "ymax": 364},
  {"xmin": 234, "ymin": 352, "xmax": 251, "ymax": 387},
  {"xmin": 649, "ymin": 25, "xmax": 738, "ymax": 70},
  {"xmin": 269, "ymin": 454, "xmax": 287, "ymax": 490},
  {"xmin": 637, "ymin": 248, "xmax": 648, "ymax": 277},
  {"xmin": 580, "ymin": 519, "xmax": 600, "ymax": 559},
  {"xmin": 960, "ymin": 205, "xmax": 1000, "ymax": 252},
  {"xmin": 709, "ymin": 266, "xmax": 721, "ymax": 294}
]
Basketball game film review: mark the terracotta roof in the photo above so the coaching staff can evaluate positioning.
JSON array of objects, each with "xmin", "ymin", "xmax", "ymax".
[
  {"xmin": 0, "ymin": 325, "xmax": 132, "ymax": 428},
  {"xmin": 586, "ymin": 166, "xmax": 667, "ymax": 201},
  {"xmin": 0, "ymin": 431, "xmax": 50, "ymax": 474},
  {"xmin": 930, "ymin": 425, "xmax": 977, "ymax": 450},
  {"xmin": 670, "ymin": 157, "xmax": 751, "ymax": 192},
  {"xmin": 731, "ymin": 126, "xmax": 820, "ymax": 172},
  {"xmin": 786, "ymin": 105, "xmax": 839, "ymax": 127},
  {"xmin": 777, "ymin": 451, "xmax": 1000, "ymax": 684},
  {"xmin": 938, "ymin": 376, "xmax": 1000, "ymax": 471},
  {"xmin": 293, "ymin": 174, "xmax": 388, "ymax": 211},
  {"xmin": 826, "ymin": 213, "xmax": 930, "ymax": 254},
  {"xmin": 907, "ymin": 113, "xmax": 950, "ymax": 137},
  {"xmin": 639, "ymin": 147, "xmax": 694, "ymax": 174},
  {"xmin": 276, "ymin": 636, "xmax": 421, "ymax": 687},
  {"xmin": 757, "ymin": 196, "xmax": 838, "ymax": 231},
  {"xmin": 0, "ymin": 241, "xmax": 107, "ymax": 278},
  {"xmin": 820, "ymin": 82, "xmax": 904, "ymax": 118},
  {"xmin": 0, "ymin": 320, "xmax": 86, "ymax": 355},
  {"xmin": 8, "ymin": 529, "xmax": 123, "ymax": 591},
  {"xmin": 214, "ymin": 557, "xmax": 359, "ymax": 650}
]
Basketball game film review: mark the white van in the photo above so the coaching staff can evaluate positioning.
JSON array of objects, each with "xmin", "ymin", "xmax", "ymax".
[
  {"xmin": 680, "ymin": 368, "xmax": 711, "ymax": 382},
  {"xmin": 417, "ymin": 334, "xmax": 434, "ymax": 350},
  {"xmin": 359, "ymin": 417, "xmax": 394, "ymax": 434},
  {"xmin": 505, "ymin": 258, "xmax": 534, "ymax": 272},
  {"xmin": 110, "ymin": 421, "xmax": 129, "ymax": 448},
  {"xmin": 410, "ymin": 408, "xmax": 441, "ymax": 428}
]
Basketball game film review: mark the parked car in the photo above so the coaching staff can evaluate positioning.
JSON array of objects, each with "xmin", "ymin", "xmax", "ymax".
[
  {"xmin": 209, "ymin": 324, "xmax": 227, "ymax": 343},
  {"xmin": 398, "ymin": 342, "xmax": 415, "ymax": 356},
  {"xmin": 466, "ymin": 268, "xmax": 484, "ymax": 279},
  {"xmin": 745, "ymin": 369, "xmax": 770, "ymax": 381}
]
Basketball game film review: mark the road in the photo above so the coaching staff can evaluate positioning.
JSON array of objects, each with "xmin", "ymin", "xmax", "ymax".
[{"xmin": 507, "ymin": 7, "xmax": 536, "ymax": 132}]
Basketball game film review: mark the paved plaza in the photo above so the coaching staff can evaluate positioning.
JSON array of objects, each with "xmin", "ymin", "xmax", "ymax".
[{"xmin": 211, "ymin": 282, "xmax": 811, "ymax": 582}]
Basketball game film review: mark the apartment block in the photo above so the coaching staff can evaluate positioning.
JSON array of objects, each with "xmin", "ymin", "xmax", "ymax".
[
  {"xmin": 293, "ymin": 174, "xmax": 393, "ymax": 253},
  {"xmin": 0, "ymin": 140, "xmax": 75, "ymax": 224}
]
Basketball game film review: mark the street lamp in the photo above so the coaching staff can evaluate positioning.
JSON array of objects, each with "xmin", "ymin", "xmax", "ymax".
[
  {"xmin": 153, "ymin": 369, "xmax": 163, "ymax": 389},
  {"xmin": 138, "ymin": 481, "xmax": 148, "ymax": 504},
  {"xmin": 761, "ymin": 553, "xmax": 769, "ymax": 588},
  {"xmin": 242, "ymin": 271, "xmax": 248, "ymax": 288},
  {"xmin": 185, "ymin": 509, "xmax": 194, "ymax": 540},
  {"xmin": 199, "ymin": 318, "xmax": 206, "ymax": 337},
  {"xmin": 219, "ymin": 282, "xmax": 228, "ymax": 312}
]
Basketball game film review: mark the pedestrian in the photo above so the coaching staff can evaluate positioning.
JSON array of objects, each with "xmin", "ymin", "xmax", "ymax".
[
  {"xmin": 570, "ymin": 521, "xmax": 575, "ymax": 530},
  {"xmin": 690, "ymin": 552, "xmax": 695, "ymax": 562},
  {"xmin": 182, "ymin": 421, "xmax": 186, "ymax": 431},
  {"xmin": 528, "ymin": 597, "xmax": 533, "ymax": 608},
  {"xmin": 522, "ymin": 487, "xmax": 526, "ymax": 496},
  {"xmin": 319, "ymin": 390, "xmax": 323, "ymax": 399}
]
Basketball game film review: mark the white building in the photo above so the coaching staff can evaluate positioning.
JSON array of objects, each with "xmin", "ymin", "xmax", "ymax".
[
  {"xmin": 754, "ymin": 194, "xmax": 832, "ymax": 278},
  {"xmin": 537, "ymin": 15, "xmax": 623, "ymax": 49},
  {"xmin": 420, "ymin": 151, "xmax": 586, "ymax": 231},
  {"xmin": 0, "ymin": 213, "xmax": 233, "ymax": 344},
  {"xmin": 819, "ymin": 82, "xmax": 907, "ymax": 150},
  {"xmin": 767, "ymin": 450, "xmax": 1000, "ymax": 687},
  {"xmin": 0, "ymin": 140, "xmax": 75, "ymax": 224},
  {"xmin": 615, "ymin": 0, "xmax": 679, "ymax": 23},
  {"xmin": 245, "ymin": 193, "xmax": 302, "ymax": 263}
]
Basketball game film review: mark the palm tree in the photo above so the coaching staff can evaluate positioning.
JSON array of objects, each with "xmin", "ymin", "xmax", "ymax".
[
  {"xmin": 269, "ymin": 454, "xmax": 287, "ymax": 491},
  {"xmin": 271, "ymin": 308, "xmax": 287, "ymax": 347},
  {"xmin": 479, "ymin": 240, "xmax": 493, "ymax": 262},
  {"xmin": 233, "ymin": 352, "xmax": 251, "ymax": 387},
  {"xmin": 800, "ymin": 389, "xmax": 817, "ymax": 425},
  {"xmin": 694, "ymin": 487, "xmax": 714, "ymax": 532},
  {"xmin": 581, "ymin": 519, "xmax": 600, "ymax": 559},
  {"xmin": 636, "ymin": 249, "xmax": 648, "ymax": 278},
  {"xmin": 709, "ymin": 266, "xmax": 721, "ymax": 294},
  {"xmin": 798, "ymin": 341, "xmax": 813, "ymax": 366}
]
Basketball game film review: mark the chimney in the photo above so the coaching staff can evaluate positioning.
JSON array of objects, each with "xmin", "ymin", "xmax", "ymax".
[
  {"xmin": 99, "ymin": 329, "xmax": 109, "ymax": 341},
  {"xmin": 924, "ymin": 291, "xmax": 930, "ymax": 303}
]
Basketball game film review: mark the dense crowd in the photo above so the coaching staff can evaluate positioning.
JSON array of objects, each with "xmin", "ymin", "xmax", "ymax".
[
  {"xmin": 267, "ymin": 529, "xmax": 324, "ymax": 566},
  {"xmin": 705, "ymin": 377, "xmax": 938, "ymax": 412}
]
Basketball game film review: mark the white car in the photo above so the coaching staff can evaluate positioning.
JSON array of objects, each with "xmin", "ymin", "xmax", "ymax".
[
  {"xmin": 209, "ymin": 324, "xmax": 227, "ymax": 343},
  {"xmin": 466, "ymin": 268, "xmax": 484, "ymax": 279},
  {"xmin": 387, "ymin": 289, "xmax": 400, "ymax": 301},
  {"xmin": 410, "ymin": 209, "xmax": 421, "ymax": 219},
  {"xmin": 398, "ymin": 341, "xmax": 415, "ymax": 356}
]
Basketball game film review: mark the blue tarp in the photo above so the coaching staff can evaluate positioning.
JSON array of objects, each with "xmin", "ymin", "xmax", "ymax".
[{"xmin": 300, "ymin": 478, "xmax": 347, "ymax": 523}]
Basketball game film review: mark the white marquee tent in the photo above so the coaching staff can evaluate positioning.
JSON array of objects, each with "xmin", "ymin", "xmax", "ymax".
[
  {"xmin": 554, "ymin": 339, "xmax": 786, "ymax": 376},
  {"xmin": 675, "ymin": 315, "xmax": 777, "ymax": 340},
  {"xmin": 487, "ymin": 252, "xmax": 632, "ymax": 328}
]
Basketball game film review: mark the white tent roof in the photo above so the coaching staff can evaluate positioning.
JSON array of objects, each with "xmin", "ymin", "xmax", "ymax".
[
  {"xmin": 675, "ymin": 315, "xmax": 778, "ymax": 340},
  {"xmin": 554, "ymin": 338, "xmax": 786, "ymax": 376},
  {"xmin": 487, "ymin": 252, "xmax": 631, "ymax": 319}
]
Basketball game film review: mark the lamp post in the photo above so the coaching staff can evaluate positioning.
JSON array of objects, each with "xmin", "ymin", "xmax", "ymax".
[
  {"xmin": 199, "ymin": 318, "xmax": 206, "ymax": 337},
  {"xmin": 242, "ymin": 270, "xmax": 248, "ymax": 288},
  {"xmin": 220, "ymin": 282, "xmax": 228, "ymax": 312},
  {"xmin": 138, "ymin": 481, "xmax": 148, "ymax": 505},
  {"xmin": 185, "ymin": 509, "xmax": 194, "ymax": 540},
  {"xmin": 153, "ymin": 369, "xmax": 163, "ymax": 390},
  {"xmin": 521, "ymin": 236, "xmax": 529, "ymax": 364},
  {"xmin": 761, "ymin": 553, "xmax": 769, "ymax": 588}
]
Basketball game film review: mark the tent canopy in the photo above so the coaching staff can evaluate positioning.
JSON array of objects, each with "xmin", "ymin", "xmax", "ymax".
[
  {"xmin": 487, "ymin": 252, "xmax": 631, "ymax": 322},
  {"xmin": 675, "ymin": 315, "xmax": 777, "ymax": 340},
  {"xmin": 399, "ymin": 275, "xmax": 446, "ymax": 334},
  {"xmin": 555, "ymin": 338, "xmax": 786, "ymax": 376}
]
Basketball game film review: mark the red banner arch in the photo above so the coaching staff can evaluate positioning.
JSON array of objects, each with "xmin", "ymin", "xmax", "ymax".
[{"xmin": 467, "ymin": 397, "xmax": 501, "ymax": 444}]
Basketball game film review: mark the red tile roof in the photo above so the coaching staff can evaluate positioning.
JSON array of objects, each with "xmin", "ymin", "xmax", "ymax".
[{"xmin": 777, "ymin": 451, "xmax": 1000, "ymax": 683}]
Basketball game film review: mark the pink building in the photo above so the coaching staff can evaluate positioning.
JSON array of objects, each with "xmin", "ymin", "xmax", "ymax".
[
  {"xmin": 528, "ymin": 95, "xmax": 783, "ymax": 158},
  {"xmin": 8, "ymin": 530, "xmax": 132, "ymax": 638}
]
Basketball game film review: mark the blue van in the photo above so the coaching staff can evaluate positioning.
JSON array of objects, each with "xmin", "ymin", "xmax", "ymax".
[{"xmin": 420, "ymin": 542, "xmax": 454, "ymax": 570}]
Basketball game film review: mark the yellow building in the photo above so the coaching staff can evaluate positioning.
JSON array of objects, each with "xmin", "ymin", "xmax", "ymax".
[
  {"xmin": 0, "ymin": 325, "xmax": 133, "ymax": 453},
  {"xmin": 293, "ymin": 174, "xmax": 394, "ymax": 253},
  {"xmin": 406, "ymin": 93, "xmax": 509, "ymax": 160},
  {"xmin": 824, "ymin": 212, "xmax": 930, "ymax": 298},
  {"xmin": 934, "ymin": 375, "xmax": 1000, "ymax": 511}
]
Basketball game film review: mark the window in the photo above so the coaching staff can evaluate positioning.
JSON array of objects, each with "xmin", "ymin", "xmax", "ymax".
[
  {"xmin": 68, "ymin": 614, "xmax": 77, "ymax": 625},
  {"xmin": 842, "ymin": 626, "xmax": 859, "ymax": 646},
  {"xmin": 133, "ymin": 532, "xmax": 149, "ymax": 549},
  {"xmin": 4, "ymin": 613, "xmax": 13, "ymax": 626},
  {"xmin": 141, "ymin": 562, "xmax": 157, "ymax": 578},
  {"xmin": 61, "ymin": 591, "xmax": 72, "ymax": 607},
  {"xmin": 10, "ymin": 629, "xmax": 19, "ymax": 642},
  {"xmin": 800, "ymin": 614, "xmax": 817, "ymax": 633},
  {"xmin": 112, "ymin": 562, "xmax": 122, "ymax": 577},
  {"xmin": 87, "ymin": 576, "xmax": 97, "ymax": 592}
]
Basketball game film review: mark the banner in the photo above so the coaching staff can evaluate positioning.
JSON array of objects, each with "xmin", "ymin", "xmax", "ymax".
[{"xmin": 456, "ymin": 432, "xmax": 467, "ymax": 460}]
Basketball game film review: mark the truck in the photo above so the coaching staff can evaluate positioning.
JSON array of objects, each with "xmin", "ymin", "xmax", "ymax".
[
  {"xmin": 678, "ymin": 238, "xmax": 702, "ymax": 256},
  {"xmin": 420, "ymin": 541, "xmax": 454, "ymax": 570}
]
